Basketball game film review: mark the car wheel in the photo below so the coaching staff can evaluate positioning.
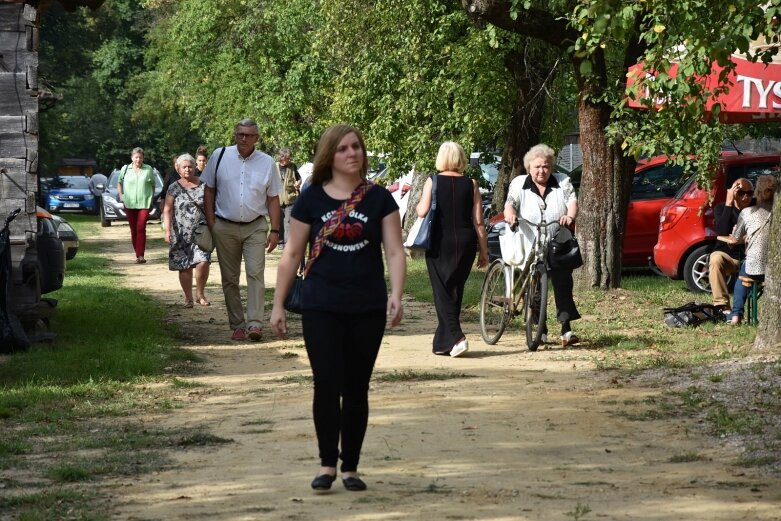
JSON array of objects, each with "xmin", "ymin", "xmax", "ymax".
[
  {"xmin": 683, "ymin": 245, "xmax": 711, "ymax": 293},
  {"xmin": 100, "ymin": 204, "xmax": 111, "ymax": 227}
]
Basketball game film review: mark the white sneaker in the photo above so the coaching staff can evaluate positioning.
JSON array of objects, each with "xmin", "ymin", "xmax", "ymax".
[
  {"xmin": 450, "ymin": 339, "xmax": 469, "ymax": 358},
  {"xmin": 561, "ymin": 331, "xmax": 580, "ymax": 347}
]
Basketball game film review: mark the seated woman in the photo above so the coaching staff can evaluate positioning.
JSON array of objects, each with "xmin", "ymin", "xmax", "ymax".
[{"xmin": 724, "ymin": 174, "xmax": 777, "ymax": 325}]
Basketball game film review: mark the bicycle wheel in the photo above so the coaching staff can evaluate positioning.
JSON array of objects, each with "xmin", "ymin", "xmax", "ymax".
[
  {"xmin": 524, "ymin": 263, "xmax": 548, "ymax": 351},
  {"xmin": 479, "ymin": 260, "xmax": 512, "ymax": 344}
]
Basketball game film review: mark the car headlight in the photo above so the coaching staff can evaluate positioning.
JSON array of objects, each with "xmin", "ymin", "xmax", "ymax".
[
  {"xmin": 49, "ymin": 195, "xmax": 59, "ymax": 201},
  {"xmin": 85, "ymin": 194, "xmax": 94, "ymax": 200},
  {"xmin": 103, "ymin": 194, "xmax": 119, "ymax": 205},
  {"xmin": 57, "ymin": 222, "xmax": 75, "ymax": 233}
]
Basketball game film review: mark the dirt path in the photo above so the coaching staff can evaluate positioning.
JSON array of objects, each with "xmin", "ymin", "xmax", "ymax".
[{"xmin": 96, "ymin": 223, "xmax": 781, "ymax": 521}]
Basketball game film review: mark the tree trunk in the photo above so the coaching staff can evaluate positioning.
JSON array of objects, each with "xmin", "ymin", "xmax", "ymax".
[
  {"xmin": 492, "ymin": 45, "xmax": 551, "ymax": 215},
  {"xmin": 573, "ymin": 55, "xmax": 635, "ymax": 290},
  {"xmin": 754, "ymin": 184, "xmax": 781, "ymax": 350}
]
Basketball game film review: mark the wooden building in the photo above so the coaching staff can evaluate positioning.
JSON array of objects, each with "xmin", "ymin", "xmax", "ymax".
[{"xmin": 0, "ymin": 0, "xmax": 103, "ymax": 332}]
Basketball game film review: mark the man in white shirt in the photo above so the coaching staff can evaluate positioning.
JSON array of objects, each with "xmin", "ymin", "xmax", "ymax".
[{"xmin": 202, "ymin": 119, "xmax": 282, "ymax": 342}]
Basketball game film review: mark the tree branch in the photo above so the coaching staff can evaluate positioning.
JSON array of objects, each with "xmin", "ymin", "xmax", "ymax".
[{"xmin": 461, "ymin": 0, "xmax": 578, "ymax": 49}]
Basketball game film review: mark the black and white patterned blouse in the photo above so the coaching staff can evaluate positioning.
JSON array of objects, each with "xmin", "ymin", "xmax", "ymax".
[{"xmin": 732, "ymin": 203, "xmax": 772, "ymax": 275}]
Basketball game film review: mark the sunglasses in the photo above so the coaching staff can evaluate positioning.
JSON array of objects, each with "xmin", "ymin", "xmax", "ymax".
[
  {"xmin": 737, "ymin": 190, "xmax": 754, "ymax": 197},
  {"xmin": 235, "ymin": 132, "xmax": 259, "ymax": 139}
]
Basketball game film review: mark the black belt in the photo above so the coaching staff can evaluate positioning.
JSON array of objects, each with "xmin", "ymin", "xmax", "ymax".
[{"xmin": 216, "ymin": 214, "xmax": 264, "ymax": 225}]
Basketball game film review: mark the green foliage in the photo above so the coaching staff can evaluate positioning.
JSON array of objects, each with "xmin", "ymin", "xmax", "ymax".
[{"xmin": 39, "ymin": 0, "xmax": 201, "ymax": 174}]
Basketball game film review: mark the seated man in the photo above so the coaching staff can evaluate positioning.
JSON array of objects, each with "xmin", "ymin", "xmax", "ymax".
[{"xmin": 709, "ymin": 178, "xmax": 753, "ymax": 311}]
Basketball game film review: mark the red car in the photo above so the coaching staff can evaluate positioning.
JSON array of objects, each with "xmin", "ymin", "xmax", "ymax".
[
  {"xmin": 653, "ymin": 152, "xmax": 780, "ymax": 292},
  {"xmin": 487, "ymin": 156, "xmax": 687, "ymax": 267}
]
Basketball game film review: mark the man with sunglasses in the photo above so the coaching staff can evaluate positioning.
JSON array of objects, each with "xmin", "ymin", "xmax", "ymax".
[
  {"xmin": 202, "ymin": 118, "xmax": 282, "ymax": 341},
  {"xmin": 709, "ymin": 178, "xmax": 754, "ymax": 312}
]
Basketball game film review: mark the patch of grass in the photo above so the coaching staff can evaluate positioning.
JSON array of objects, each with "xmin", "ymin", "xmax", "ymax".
[
  {"xmin": 707, "ymin": 406, "xmax": 763, "ymax": 436},
  {"xmin": 170, "ymin": 378, "xmax": 203, "ymax": 389},
  {"xmin": 374, "ymin": 370, "xmax": 476, "ymax": 382},
  {"xmin": 0, "ymin": 234, "xmax": 204, "ymax": 520},
  {"xmin": 281, "ymin": 352, "xmax": 299, "ymax": 358},
  {"xmin": 177, "ymin": 432, "xmax": 234, "ymax": 447},
  {"xmin": 565, "ymin": 501, "xmax": 592, "ymax": 521},
  {"xmin": 241, "ymin": 419, "xmax": 274, "ymax": 427},
  {"xmin": 708, "ymin": 373, "xmax": 724, "ymax": 383},
  {"xmin": 735, "ymin": 454, "xmax": 778, "ymax": 467},
  {"xmin": 0, "ymin": 439, "xmax": 32, "ymax": 456},
  {"xmin": 669, "ymin": 452, "xmax": 706, "ymax": 463},
  {"xmin": 278, "ymin": 374, "xmax": 313, "ymax": 385},
  {"xmin": 47, "ymin": 463, "xmax": 93, "ymax": 482}
]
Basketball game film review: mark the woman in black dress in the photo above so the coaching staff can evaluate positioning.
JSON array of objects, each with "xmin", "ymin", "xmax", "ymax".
[{"xmin": 416, "ymin": 141, "xmax": 489, "ymax": 357}]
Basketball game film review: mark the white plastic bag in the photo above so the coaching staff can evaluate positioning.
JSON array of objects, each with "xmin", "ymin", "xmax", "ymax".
[
  {"xmin": 404, "ymin": 217, "xmax": 424, "ymax": 248},
  {"xmin": 498, "ymin": 223, "xmax": 525, "ymax": 266}
]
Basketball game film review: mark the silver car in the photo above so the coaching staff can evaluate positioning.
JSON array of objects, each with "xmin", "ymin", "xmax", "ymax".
[{"xmin": 99, "ymin": 168, "xmax": 164, "ymax": 227}]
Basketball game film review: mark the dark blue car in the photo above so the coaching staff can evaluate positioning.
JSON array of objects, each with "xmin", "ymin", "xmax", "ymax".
[{"xmin": 45, "ymin": 176, "xmax": 98, "ymax": 214}]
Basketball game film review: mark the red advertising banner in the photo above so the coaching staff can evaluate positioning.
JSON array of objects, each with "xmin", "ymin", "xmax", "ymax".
[{"xmin": 626, "ymin": 56, "xmax": 781, "ymax": 123}]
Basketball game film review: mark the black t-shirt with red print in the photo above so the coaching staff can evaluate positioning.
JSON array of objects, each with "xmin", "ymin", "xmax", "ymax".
[{"xmin": 291, "ymin": 183, "xmax": 398, "ymax": 313}]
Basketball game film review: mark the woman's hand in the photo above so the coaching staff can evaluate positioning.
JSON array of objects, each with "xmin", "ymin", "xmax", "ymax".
[
  {"xmin": 386, "ymin": 295, "xmax": 403, "ymax": 327},
  {"xmin": 164, "ymin": 231, "xmax": 171, "ymax": 244},
  {"xmin": 504, "ymin": 207, "xmax": 517, "ymax": 226},
  {"xmin": 559, "ymin": 214, "xmax": 575, "ymax": 227},
  {"xmin": 477, "ymin": 251, "xmax": 489, "ymax": 269},
  {"xmin": 270, "ymin": 304, "xmax": 287, "ymax": 338}
]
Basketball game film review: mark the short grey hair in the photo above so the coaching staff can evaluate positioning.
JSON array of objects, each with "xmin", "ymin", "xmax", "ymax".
[
  {"xmin": 175, "ymin": 153, "xmax": 195, "ymax": 170},
  {"xmin": 131, "ymin": 147, "xmax": 144, "ymax": 157},
  {"xmin": 235, "ymin": 118, "xmax": 258, "ymax": 131},
  {"xmin": 278, "ymin": 148, "xmax": 292, "ymax": 159},
  {"xmin": 523, "ymin": 144, "xmax": 556, "ymax": 172}
]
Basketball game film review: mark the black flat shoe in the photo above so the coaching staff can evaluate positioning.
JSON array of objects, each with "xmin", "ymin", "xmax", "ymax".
[
  {"xmin": 311, "ymin": 473, "xmax": 336, "ymax": 491},
  {"xmin": 342, "ymin": 476, "xmax": 367, "ymax": 491}
]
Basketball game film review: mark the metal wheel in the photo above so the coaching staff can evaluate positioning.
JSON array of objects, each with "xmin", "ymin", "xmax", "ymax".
[
  {"xmin": 525, "ymin": 263, "xmax": 548, "ymax": 351},
  {"xmin": 683, "ymin": 244, "xmax": 711, "ymax": 293},
  {"xmin": 479, "ymin": 260, "xmax": 512, "ymax": 345}
]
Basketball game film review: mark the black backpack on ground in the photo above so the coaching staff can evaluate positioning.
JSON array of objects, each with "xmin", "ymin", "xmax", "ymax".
[{"xmin": 663, "ymin": 302, "xmax": 724, "ymax": 328}]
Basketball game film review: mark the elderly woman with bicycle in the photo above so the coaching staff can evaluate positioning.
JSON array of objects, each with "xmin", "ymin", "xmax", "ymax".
[{"xmin": 504, "ymin": 144, "xmax": 581, "ymax": 347}]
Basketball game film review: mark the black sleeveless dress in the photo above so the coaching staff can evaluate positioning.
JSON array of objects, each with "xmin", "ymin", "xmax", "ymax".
[{"xmin": 425, "ymin": 175, "xmax": 478, "ymax": 352}]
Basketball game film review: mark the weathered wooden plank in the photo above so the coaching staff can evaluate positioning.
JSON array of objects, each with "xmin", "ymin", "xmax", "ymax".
[
  {"xmin": 0, "ymin": 4, "xmax": 25, "ymax": 32},
  {"xmin": 0, "ymin": 131, "xmax": 37, "ymax": 159},
  {"xmin": 25, "ymin": 110, "xmax": 36, "ymax": 133},
  {"xmin": 26, "ymin": 64, "xmax": 36, "ymax": 90},
  {"xmin": 0, "ymin": 72, "xmax": 36, "ymax": 115},
  {"xmin": 27, "ymin": 148, "xmax": 37, "ymax": 172},
  {"xmin": 0, "ymin": 115, "xmax": 25, "ymax": 133},
  {"xmin": 22, "ymin": 4, "xmax": 37, "ymax": 24},
  {"xmin": 0, "ymin": 32, "xmax": 39, "ymax": 71}
]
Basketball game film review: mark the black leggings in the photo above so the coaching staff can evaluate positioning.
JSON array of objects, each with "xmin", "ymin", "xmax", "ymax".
[{"xmin": 302, "ymin": 309, "xmax": 386, "ymax": 472}]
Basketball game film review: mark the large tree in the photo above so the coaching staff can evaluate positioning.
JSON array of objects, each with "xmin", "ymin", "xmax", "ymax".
[{"xmin": 463, "ymin": 0, "xmax": 644, "ymax": 289}]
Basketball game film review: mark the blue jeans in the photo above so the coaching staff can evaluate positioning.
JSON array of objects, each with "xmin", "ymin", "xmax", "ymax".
[{"xmin": 729, "ymin": 263, "xmax": 764, "ymax": 320}]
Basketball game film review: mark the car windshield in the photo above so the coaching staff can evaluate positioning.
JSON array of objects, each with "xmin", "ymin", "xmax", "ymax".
[{"xmin": 49, "ymin": 177, "xmax": 90, "ymax": 190}]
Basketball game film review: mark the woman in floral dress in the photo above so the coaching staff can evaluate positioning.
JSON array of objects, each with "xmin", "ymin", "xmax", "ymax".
[{"xmin": 164, "ymin": 154, "xmax": 211, "ymax": 307}]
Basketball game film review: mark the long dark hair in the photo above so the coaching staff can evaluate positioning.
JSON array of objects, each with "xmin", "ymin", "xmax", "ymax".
[{"xmin": 311, "ymin": 125, "xmax": 368, "ymax": 184}]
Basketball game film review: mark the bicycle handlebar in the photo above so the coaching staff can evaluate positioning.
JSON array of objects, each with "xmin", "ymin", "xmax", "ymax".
[{"xmin": 3, "ymin": 208, "xmax": 21, "ymax": 230}]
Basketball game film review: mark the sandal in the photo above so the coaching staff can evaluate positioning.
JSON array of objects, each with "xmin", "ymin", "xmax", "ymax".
[
  {"xmin": 184, "ymin": 300, "xmax": 194, "ymax": 308},
  {"xmin": 195, "ymin": 296, "xmax": 211, "ymax": 306}
]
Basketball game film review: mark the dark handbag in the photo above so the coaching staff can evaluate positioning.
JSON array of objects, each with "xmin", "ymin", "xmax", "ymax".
[
  {"xmin": 284, "ymin": 276, "xmax": 303, "ymax": 314},
  {"xmin": 547, "ymin": 226, "xmax": 583, "ymax": 271},
  {"xmin": 406, "ymin": 175, "xmax": 438, "ymax": 250}
]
